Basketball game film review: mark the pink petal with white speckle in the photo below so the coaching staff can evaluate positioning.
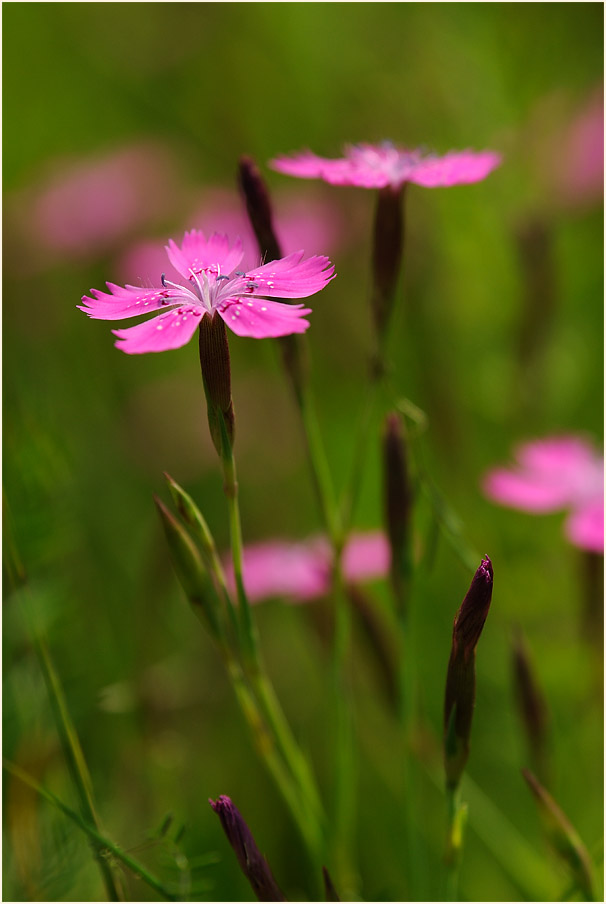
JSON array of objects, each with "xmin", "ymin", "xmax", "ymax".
[
  {"xmin": 78, "ymin": 282, "xmax": 179, "ymax": 321},
  {"xmin": 219, "ymin": 297, "xmax": 311, "ymax": 339},
  {"xmin": 112, "ymin": 307, "xmax": 202, "ymax": 354},
  {"xmin": 246, "ymin": 252, "xmax": 335, "ymax": 298},
  {"xmin": 165, "ymin": 230, "xmax": 244, "ymax": 280}
]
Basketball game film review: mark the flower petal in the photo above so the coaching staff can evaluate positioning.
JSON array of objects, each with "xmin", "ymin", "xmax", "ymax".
[
  {"xmin": 565, "ymin": 501, "xmax": 604, "ymax": 553},
  {"xmin": 245, "ymin": 252, "xmax": 335, "ymax": 298},
  {"xmin": 78, "ymin": 282, "xmax": 183, "ymax": 321},
  {"xmin": 407, "ymin": 150, "xmax": 502, "ymax": 187},
  {"xmin": 271, "ymin": 151, "xmax": 389, "ymax": 188},
  {"xmin": 219, "ymin": 297, "xmax": 311, "ymax": 339},
  {"xmin": 165, "ymin": 230, "xmax": 243, "ymax": 280},
  {"xmin": 112, "ymin": 306, "xmax": 202, "ymax": 354},
  {"xmin": 481, "ymin": 468, "xmax": 573, "ymax": 512},
  {"xmin": 342, "ymin": 532, "xmax": 391, "ymax": 582}
]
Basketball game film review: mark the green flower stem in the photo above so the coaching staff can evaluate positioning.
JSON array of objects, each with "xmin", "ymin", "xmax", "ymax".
[
  {"xmin": 444, "ymin": 784, "xmax": 467, "ymax": 901},
  {"xmin": 222, "ymin": 652, "xmax": 324, "ymax": 877},
  {"xmin": 296, "ymin": 381, "xmax": 341, "ymax": 546},
  {"xmin": 3, "ymin": 514, "xmax": 123, "ymax": 902},
  {"xmin": 3, "ymin": 761, "xmax": 178, "ymax": 901},
  {"xmin": 217, "ymin": 417, "xmax": 325, "ymax": 883},
  {"xmin": 329, "ymin": 560, "xmax": 359, "ymax": 899},
  {"xmin": 339, "ymin": 374, "xmax": 382, "ymax": 536}
]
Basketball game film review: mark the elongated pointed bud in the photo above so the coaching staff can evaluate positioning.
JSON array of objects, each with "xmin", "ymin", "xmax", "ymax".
[
  {"xmin": 444, "ymin": 556, "xmax": 493, "ymax": 790},
  {"xmin": 209, "ymin": 795, "xmax": 285, "ymax": 902},
  {"xmin": 238, "ymin": 155, "xmax": 308, "ymax": 401},
  {"xmin": 371, "ymin": 186, "xmax": 404, "ymax": 355},
  {"xmin": 164, "ymin": 472, "xmax": 218, "ymax": 562},
  {"xmin": 511, "ymin": 628, "xmax": 550, "ymax": 782},
  {"xmin": 154, "ymin": 496, "xmax": 222, "ymax": 639},
  {"xmin": 239, "ymin": 156, "xmax": 283, "ymax": 262},
  {"xmin": 383, "ymin": 412, "xmax": 413, "ymax": 613},
  {"xmin": 522, "ymin": 768, "xmax": 594, "ymax": 900},
  {"xmin": 198, "ymin": 314, "xmax": 235, "ymax": 456}
]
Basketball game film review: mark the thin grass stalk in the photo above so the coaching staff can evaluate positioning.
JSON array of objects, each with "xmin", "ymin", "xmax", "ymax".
[
  {"xmin": 3, "ymin": 761, "xmax": 178, "ymax": 901},
  {"xmin": 3, "ymin": 514, "xmax": 124, "ymax": 902}
]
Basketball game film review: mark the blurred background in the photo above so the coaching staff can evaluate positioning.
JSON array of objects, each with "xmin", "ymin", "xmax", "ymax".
[{"xmin": 3, "ymin": 4, "xmax": 603, "ymax": 901}]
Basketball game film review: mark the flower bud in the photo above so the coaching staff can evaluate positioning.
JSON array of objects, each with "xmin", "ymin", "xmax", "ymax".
[
  {"xmin": 209, "ymin": 795, "xmax": 285, "ymax": 901},
  {"xmin": 522, "ymin": 768, "xmax": 594, "ymax": 900},
  {"xmin": 238, "ymin": 155, "xmax": 308, "ymax": 402},
  {"xmin": 154, "ymin": 495, "xmax": 222, "ymax": 638},
  {"xmin": 238, "ymin": 156, "xmax": 283, "ymax": 262},
  {"xmin": 198, "ymin": 314, "xmax": 235, "ymax": 456},
  {"xmin": 371, "ymin": 186, "xmax": 404, "ymax": 345},
  {"xmin": 443, "ymin": 556, "xmax": 493, "ymax": 790},
  {"xmin": 382, "ymin": 412, "xmax": 413, "ymax": 613},
  {"xmin": 163, "ymin": 472, "xmax": 218, "ymax": 563}
]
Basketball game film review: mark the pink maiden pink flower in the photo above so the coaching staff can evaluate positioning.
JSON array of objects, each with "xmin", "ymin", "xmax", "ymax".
[
  {"xmin": 80, "ymin": 230, "xmax": 335, "ymax": 353},
  {"xmin": 482, "ymin": 436, "xmax": 604, "ymax": 553},
  {"xmin": 225, "ymin": 531, "xmax": 390, "ymax": 603},
  {"xmin": 271, "ymin": 142, "xmax": 501, "ymax": 190},
  {"xmin": 117, "ymin": 188, "xmax": 345, "ymax": 290}
]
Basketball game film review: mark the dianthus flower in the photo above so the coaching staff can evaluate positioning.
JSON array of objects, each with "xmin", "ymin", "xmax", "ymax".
[
  {"xmin": 271, "ymin": 142, "xmax": 501, "ymax": 190},
  {"xmin": 482, "ymin": 436, "xmax": 604, "ymax": 553},
  {"xmin": 80, "ymin": 229, "xmax": 335, "ymax": 353},
  {"xmin": 225, "ymin": 531, "xmax": 390, "ymax": 603}
]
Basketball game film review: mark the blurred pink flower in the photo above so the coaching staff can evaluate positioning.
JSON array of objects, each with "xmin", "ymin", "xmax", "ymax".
[
  {"xmin": 23, "ymin": 143, "xmax": 179, "ymax": 262},
  {"xmin": 271, "ymin": 142, "xmax": 501, "ymax": 190},
  {"xmin": 117, "ymin": 187, "xmax": 345, "ymax": 283},
  {"xmin": 553, "ymin": 89, "xmax": 604, "ymax": 209},
  {"xmin": 80, "ymin": 229, "xmax": 334, "ymax": 353},
  {"xmin": 226, "ymin": 531, "xmax": 390, "ymax": 603},
  {"xmin": 482, "ymin": 436, "xmax": 604, "ymax": 553}
]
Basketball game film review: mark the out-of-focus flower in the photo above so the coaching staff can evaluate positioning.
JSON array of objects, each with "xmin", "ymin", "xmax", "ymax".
[
  {"xmin": 271, "ymin": 142, "xmax": 501, "ymax": 191},
  {"xmin": 225, "ymin": 531, "xmax": 390, "ymax": 603},
  {"xmin": 482, "ymin": 436, "xmax": 604, "ymax": 553},
  {"xmin": 80, "ymin": 230, "xmax": 334, "ymax": 353},
  {"xmin": 13, "ymin": 143, "xmax": 179, "ymax": 266},
  {"xmin": 551, "ymin": 88, "xmax": 604, "ymax": 209},
  {"xmin": 117, "ymin": 187, "xmax": 345, "ymax": 283}
]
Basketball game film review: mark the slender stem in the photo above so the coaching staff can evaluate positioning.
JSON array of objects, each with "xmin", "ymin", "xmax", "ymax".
[
  {"xmin": 217, "ymin": 418, "xmax": 325, "ymax": 886},
  {"xmin": 296, "ymin": 381, "xmax": 341, "ymax": 545},
  {"xmin": 3, "ymin": 761, "xmax": 178, "ymax": 901},
  {"xmin": 329, "ymin": 559, "xmax": 358, "ymax": 898},
  {"xmin": 339, "ymin": 373, "xmax": 382, "ymax": 535},
  {"xmin": 444, "ymin": 784, "xmax": 466, "ymax": 901}
]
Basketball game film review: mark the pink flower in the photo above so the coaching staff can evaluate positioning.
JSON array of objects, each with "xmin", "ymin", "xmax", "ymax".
[
  {"xmin": 226, "ymin": 531, "xmax": 390, "ymax": 603},
  {"xmin": 553, "ymin": 89, "xmax": 604, "ymax": 209},
  {"xmin": 80, "ymin": 230, "xmax": 335, "ymax": 353},
  {"xmin": 271, "ymin": 142, "xmax": 501, "ymax": 191},
  {"xmin": 117, "ymin": 189, "xmax": 345, "ymax": 288},
  {"xmin": 482, "ymin": 436, "xmax": 604, "ymax": 553},
  {"xmin": 17, "ymin": 143, "xmax": 179, "ymax": 264}
]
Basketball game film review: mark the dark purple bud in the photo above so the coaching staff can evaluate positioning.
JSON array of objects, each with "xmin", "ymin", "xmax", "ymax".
[
  {"xmin": 209, "ymin": 796, "xmax": 285, "ymax": 901},
  {"xmin": 370, "ymin": 185, "xmax": 405, "ymax": 344},
  {"xmin": 238, "ymin": 156, "xmax": 283, "ymax": 263},
  {"xmin": 382, "ymin": 412, "xmax": 413, "ymax": 613},
  {"xmin": 522, "ymin": 769, "xmax": 594, "ymax": 901},
  {"xmin": 443, "ymin": 556, "xmax": 493, "ymax": 790},
  {"xmin": 238, "ymin": 155, "xmax": 308, "ymax": 402},
  {"xmin": 198, "ymin": 314, "xmax": 235, "ymax": 456}
]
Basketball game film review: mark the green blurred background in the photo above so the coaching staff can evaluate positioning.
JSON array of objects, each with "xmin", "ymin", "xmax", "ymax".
[{"xmin": 3, "ymin": 3, "xmax": 603, "ymax": 901}]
